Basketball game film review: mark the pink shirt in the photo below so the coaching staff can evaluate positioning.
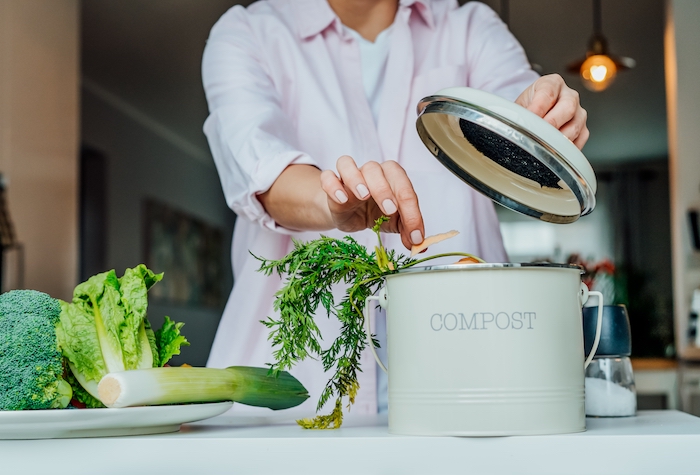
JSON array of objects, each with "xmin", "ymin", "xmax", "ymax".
[{"xmin": 202, "ymin": 0, "xmax": 539, "ymax": 417}]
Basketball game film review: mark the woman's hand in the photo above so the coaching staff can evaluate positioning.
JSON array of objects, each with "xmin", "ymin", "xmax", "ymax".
[
  {"xmin": 515, "ymin": 74, "xmax": 589, "ymax": 149},
  {"xmin": 320, "ymin": 155, "xmax": 425, "ymax": 250}
]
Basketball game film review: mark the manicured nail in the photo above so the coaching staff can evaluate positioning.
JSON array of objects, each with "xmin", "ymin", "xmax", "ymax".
[
  {"xmin": 335, "ymin": 189, "xmax": 348, "ymax": 204},
  {"xmin": 420, "ymin": 248, "xmax": 427, "ymax": 253},
  {"xmin": 357, "ymin": 184, "xmax": 370, "ymax": 198},
  {"xmin": 382, "ymin": 199, "xmax": 397, "ymax": 215},
  {"xmin": 411, "ymin": 230, "xmax": 423, "ymax": 245}
]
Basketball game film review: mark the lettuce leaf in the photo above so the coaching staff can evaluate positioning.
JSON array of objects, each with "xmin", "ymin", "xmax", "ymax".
[
  {"xmin": 70, "ymin": 270, "xmax": 127, "ymax": 374},
  {"xmin": 55, "ymin": 300, "xmax": 107, "ymax": 383},
  {"xmin": 118, "ymin": 265, "xmax": 163, "ymax": 369},
  {"xmin": 144, "ymin": 318, "xmax": 159, "ymax": 367},
  {"xmin": 155, "ymin": 316, "xmax": 190, "ymax": 366}
]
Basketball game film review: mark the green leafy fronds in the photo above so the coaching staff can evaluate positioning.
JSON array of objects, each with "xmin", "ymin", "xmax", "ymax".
[
  {"xmin": 257, "ymin": 217, "xmax": 480, "ymax": 428},
  {"xmin": 297, "ymin": 398, "xmax": 344, "ymax": 430},
  {"xmin": 256, "ymin": 231, "xmax": 408, "ymax": 423},
  {"xmin": 371, "ymin": 215, "xmax": 390, "ymax": 234}
]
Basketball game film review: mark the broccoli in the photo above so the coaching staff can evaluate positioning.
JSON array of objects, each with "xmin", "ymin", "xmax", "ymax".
[{"xmin": 0, "ymin": 290, "xmax": 72, "ymax": 410}]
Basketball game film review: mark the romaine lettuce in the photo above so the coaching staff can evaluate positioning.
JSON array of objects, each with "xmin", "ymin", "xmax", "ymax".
[{"xmin": 57, "ymin": 265, "xmax": 188, "ymax": 403}]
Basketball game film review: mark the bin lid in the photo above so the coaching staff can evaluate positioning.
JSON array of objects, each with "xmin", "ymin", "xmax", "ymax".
[{"xmin": 416, "ymin": 87, "xmax": 597, "ymax": 224}]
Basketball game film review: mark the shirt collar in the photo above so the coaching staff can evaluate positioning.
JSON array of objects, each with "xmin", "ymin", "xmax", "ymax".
[
  {"xmin": 294, "ymin": 0, "xmax": 339, "ymax": 39},
  {"xmin": 400, "ymin": 0, "xmax": 435, "ymax": 29},
  {"xmin": 295, "ymin": 0, "xmax": 434, "ymax": 40}
]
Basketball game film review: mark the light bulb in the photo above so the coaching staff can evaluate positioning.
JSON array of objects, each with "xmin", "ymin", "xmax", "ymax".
[
  {"xmin": 590, "ymin": 65, "xmax": 608, "ymax": 82},
  {"xmin": 580, "ymin": 54, "xmax": 617, "ymax": 92}
]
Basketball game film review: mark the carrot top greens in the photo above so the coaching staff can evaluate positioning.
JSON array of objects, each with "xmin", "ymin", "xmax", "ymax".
[{"xmin": 256, "ymin": 217, "xmax": 481, "ymax": 429}]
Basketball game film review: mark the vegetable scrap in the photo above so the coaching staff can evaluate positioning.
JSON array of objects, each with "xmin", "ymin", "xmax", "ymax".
[
  {"xmin": 455, "ymin": 256, "xmax": 482, "ymax": 264},
  {"xmin": 411, "ymin": 230, "xmax": 460, "ymax": 257},
  {"xmin": 257, "ymin": 217, "xmax": 483, "ymax": 429}
]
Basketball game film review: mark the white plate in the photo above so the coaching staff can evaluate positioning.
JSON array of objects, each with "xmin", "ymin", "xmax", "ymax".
[{"xmin": 0, "ymin": 402, "xmax": 233, "ymax": 439}]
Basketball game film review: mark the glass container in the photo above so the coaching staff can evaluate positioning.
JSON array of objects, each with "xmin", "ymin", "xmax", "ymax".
[{"xmin": 584, "ymin": 356, "xmax": 636, "ymax": 417}]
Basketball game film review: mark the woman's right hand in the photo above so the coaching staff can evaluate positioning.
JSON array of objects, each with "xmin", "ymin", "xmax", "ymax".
[{"xmin": 320, "ymin": 155, "xmax": 425, "ymax": 250}]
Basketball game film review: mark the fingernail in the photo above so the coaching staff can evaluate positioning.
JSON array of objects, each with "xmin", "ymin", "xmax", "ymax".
[
  {"xmin": 357, "ymin": 184, "xmax": 370, "ymax": 198},
  {"xmin": 410, "ymin": 230, "xmax": 423, "ymax": 245},
  {"xmin": 335, "ymin": 189, "xmax": 348, "ymax": 204},
  {"xmin": 420, "ymin": 248, "xmax": 427, "ymax": 253},
  {"xmin": 382, "ymin": 199, "xmax": 397, "ymax": 215}
]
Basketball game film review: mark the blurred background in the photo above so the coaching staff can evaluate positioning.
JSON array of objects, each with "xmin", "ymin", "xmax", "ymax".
[{"xmin": 1, "ymin": 0, "xmax": 699, "ymax": 413}]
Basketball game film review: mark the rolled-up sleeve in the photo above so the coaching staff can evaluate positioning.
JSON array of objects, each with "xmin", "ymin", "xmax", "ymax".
[
  {"xmin": 463, "ymin": 3, "xmax": 540, "ymax": 101},
  {"xmin": 202, "ymin": 6, "xmax": 318, "ymax": 233}
]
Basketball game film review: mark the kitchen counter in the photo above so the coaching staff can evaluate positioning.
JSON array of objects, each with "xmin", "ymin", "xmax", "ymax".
[{"xmin": 2, "ymin": 410, "xmax": 700, "ymax": 475}]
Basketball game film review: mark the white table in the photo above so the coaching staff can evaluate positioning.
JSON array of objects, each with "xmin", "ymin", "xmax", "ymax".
[{"xmin": 2, "ymin": 411, "xmax": 700, "ymax": 475}]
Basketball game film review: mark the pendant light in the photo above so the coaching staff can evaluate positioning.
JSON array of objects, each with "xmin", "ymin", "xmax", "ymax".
[{"xmin": 567, "ymin": 0, "xmax": 635, "ymax": 92}]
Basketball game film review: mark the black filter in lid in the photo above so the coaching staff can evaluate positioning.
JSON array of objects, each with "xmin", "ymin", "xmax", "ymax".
[{"xmin": 458, "ymin": 119, "xmax": 563, "ymax": 190}]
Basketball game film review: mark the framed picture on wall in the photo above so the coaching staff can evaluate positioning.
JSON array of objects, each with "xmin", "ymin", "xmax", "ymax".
[{"xmin": 143, "ymin": 199, "xmax": 225, "ymax": 308}]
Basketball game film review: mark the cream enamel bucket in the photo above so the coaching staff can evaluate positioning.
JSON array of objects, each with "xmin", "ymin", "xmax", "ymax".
[{"xmin": 365, "ymin": 263, "xmax": 603, "ymax": 436}]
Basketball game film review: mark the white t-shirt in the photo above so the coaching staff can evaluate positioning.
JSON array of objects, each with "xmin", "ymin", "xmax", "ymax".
[{"xmin": 345, "ymin": 26, "xmax": 392, "ymax": 126}]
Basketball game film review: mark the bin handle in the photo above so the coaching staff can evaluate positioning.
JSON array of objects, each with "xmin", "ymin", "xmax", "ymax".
[
  {"xmin": 364, "ymin": 291, "xmax": 388, "ymax": 374},
  {"xmin": 583, "ymin": 290, "xmax": 604, "ymax": 369}
]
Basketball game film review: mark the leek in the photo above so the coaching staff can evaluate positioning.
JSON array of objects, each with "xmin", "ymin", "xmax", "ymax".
[{"xmin": 98, "ymin": 366, "xmax": 309, "ymax": 409}]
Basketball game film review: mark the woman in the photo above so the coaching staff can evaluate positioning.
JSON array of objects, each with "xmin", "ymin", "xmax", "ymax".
[{"xmin": 202, "ymin": 0, "xmax": 588, "ymax": 416}]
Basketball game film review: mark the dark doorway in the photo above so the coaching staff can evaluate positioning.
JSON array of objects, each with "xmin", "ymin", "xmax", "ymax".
[{"xmin": 80, "ymin": 147, "xmax": 108, "ymax": 280}]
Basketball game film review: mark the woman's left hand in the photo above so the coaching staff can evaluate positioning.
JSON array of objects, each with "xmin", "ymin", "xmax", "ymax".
[{"xmin": 515, "ymin": 74, "xmax": 589, "ymax": 149}]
